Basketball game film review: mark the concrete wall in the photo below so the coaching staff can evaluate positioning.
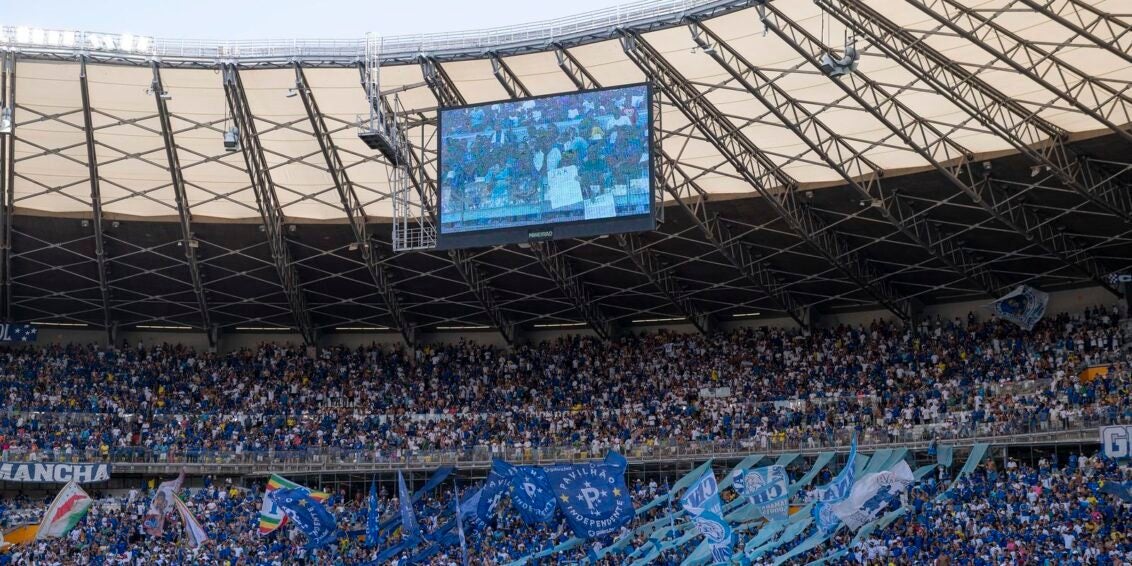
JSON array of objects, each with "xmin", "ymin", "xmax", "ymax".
[{"xmin": 27, "ymin": 285, "xmax": 1122, "ymax": 353}]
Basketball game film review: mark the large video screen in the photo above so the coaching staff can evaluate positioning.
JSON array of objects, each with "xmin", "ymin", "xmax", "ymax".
[{"xmin": 437, "ymin": 83, "xmax": 654, "ymax": 249}]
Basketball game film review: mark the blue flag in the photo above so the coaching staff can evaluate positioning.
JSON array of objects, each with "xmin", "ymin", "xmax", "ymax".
[
  {"xmin": 365, "ymin": 479, "xmax": 380, "ymax": 548},
  {"xmin": 398, "ymin": 470, "xmax": 421, "ymax": 542},
  {"xmin": 990, "ymin": 285, "xmax": 1048, "ymax": 330},
  {"xmin": 681, "ymin": 469, "xmax": 733, "ymax": 564},
  {"xmin": 476, "ymin": 459, "xmax": 516, "ymax": 523},
  {"xmin": 1100, "ymin": 481, "xmax": 1132, "ymax": 503},
  {"xmin": 546, "ymin": 452, "xmax": 635, "ymax": 539},
  {"xmin": 508, "ymin": 466, "xmax": 557, "ymax": 524},
  {"xmin": 735, "ymin": 465, "xmax": 789, "ymax": 521},
  {"xmin": 0, "ymin": 324, "xmax": 37, "ymax": 343},
  {"xmin": 269, "ymin": 487, "xmax": 338, "ymax": 550}
]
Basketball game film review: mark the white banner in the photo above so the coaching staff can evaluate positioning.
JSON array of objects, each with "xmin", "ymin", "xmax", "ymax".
[
  {"xmin": 0, "ymin": 462, "xmax": 110, "ymax": 483},
  {"xmin": 830, "ymin": 461, "xmax": 914, "ymax": 531},
  {"xmin": 1102, "ymin": 425, "xmax": 1131, "ymax": 460}
]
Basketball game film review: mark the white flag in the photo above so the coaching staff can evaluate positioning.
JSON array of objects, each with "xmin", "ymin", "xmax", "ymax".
[{"xmin": 830, "ymin": 461, "xmax": 914, "ymax": 531}]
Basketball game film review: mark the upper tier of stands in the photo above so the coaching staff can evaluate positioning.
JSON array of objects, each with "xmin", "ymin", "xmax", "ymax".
[{"xmin": 0, "ymin": 305, "xmax": 1127, "ymax": 473}]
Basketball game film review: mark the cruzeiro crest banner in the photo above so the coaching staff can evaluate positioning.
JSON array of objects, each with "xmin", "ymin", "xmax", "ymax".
[
  {"xmin": 990, "ymin": 285, "xmax": 1049, "ymax": 331},
  {"xmin": 508, "ymin": 465, "xmax": 557, "ymax": 524},
  {"xmin": 546, "ymin": 452, "xmax": 635, "ymax": 539},
  {"xmin": 681, "ymin": 469, "xmax": 734, "ymax": 564},
  {"xmin": 734, "ymin": 464, "xmax": 789, "ymax": 522}
]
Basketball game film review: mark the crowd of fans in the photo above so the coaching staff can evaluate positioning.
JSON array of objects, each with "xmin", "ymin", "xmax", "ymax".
[
  {"xmin": 0, "ymin": 451, "xmax": 1127, "ymax": 565},
  {"xmin": 0, "ymin": 306, "xmax": 1127, "ymax": 465}
]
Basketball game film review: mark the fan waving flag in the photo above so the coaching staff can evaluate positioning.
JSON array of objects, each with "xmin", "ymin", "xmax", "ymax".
[
  {"xmin": 681, "ymin": 469, "xmax": 734, "ymax": 564},
  {"xmin": 989, "ymin": 285, "xmax": 1049, "ymax": 331},
  {"xmin": 398, "ymin": 470, "xmax": 422, "ymax": 543},
  {"xmin": 172, "ymin": 496, "xmax": 209, "ymax": 548},
  {"xmin": 734, "ymin": 465, "xmax": 789, "ymax": 522},
  {"xmin": 35, "ymin": 481, "xmax": 92, "ymax": 539},
  {"xmin": 508, "ymin": 465, "xmax": 557, "ymax": 524},
  {"xmin": 259, "ymin": 474, "xmax": 330, "ymax": 535},
  {"xmin": 476, "ymin": 459, "xmax": 516, "ymax": 524},
  {"xmin": 546, "ymin": 452, "xmax": 635, "ymax": 539},
  {"xmin": 365, "ymin": 478, "xmax": 381, "ymax": 548},
  {"xmin": 829, "ymin": 461, "xmax": 914, "ymax": 531},
  {"xmin": 269, "ymin": 487, "xmax": 339, "ymax": 550},
  {"xmin": 143, "ymin": 472, "xmax": 183, "ymax": 537},
  {"xmin": 810, "ymin": 436, "xmax": 858, "ymax": 534}
]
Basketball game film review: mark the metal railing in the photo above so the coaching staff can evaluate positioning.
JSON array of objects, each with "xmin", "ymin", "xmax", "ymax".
[
  {"xmin": 0, "ymin": 0, "xmax": 755, "ymax": 65},
  {"xmin": 0, "ymin": 414, "xmax": 1118, "ymax": 475}
]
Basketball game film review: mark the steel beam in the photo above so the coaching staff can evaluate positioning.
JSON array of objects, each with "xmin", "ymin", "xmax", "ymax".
[
  {"xmin": 150, "ymin": 62, "xmax": 214, "ymax": 344},
  {"xmin": 905, "ymin": 0, "xmax": 1132, "ymax": 145},
  {"xmin": 619, "ymin": 29, "xmax": 918, "ymax": 321},
  {"xmin": 658, "ymin": 150, "xmax": 813, "ymax": 327},
  {"xmin": 488, "ymin": 52, "xmax": 531, "ymax": 100},
  {"xmin": 0, "ymin": 53, "xmax": 14, "ymax": 321},
  {"xmin": 688, "ymin": 18, "xmax": 1006, "ymax": 297},
  {"xmin": 1017, "ymin": 0, "xmax": 1132, "ymax": 65},
  {"xmin": 491, "ymin": 51, "xmax": 621, "ymax": 337},
  {"xmin": 418, "ymin": 56, "xmax": 465, "ymax": 108},
  {"xmin": 369, "ymin": 62, "xmax": 519, "ymax": 343},
  {"xmin": 553, "ymin": 44, "xmax": 602, "ymax": 91},
  {"xmin": 527, "ymin": 241, "xmax": 615, "ymax": 339},
  {"xmin": 293, "ymin": 63, "xmax": 417, "ymax": 345},
  {"xmin": 555, "ymin": 51, "xmax": 718, "ymax": 330},
  {"xmin": 78, "ymin": 58, "xmax": 116, "ymax": 343},
  {"xmin": 616, "ymin": 232, "xmax": 715, "ymax": 334},
  {"xmin": 819, "ymin": 0, "xmax": 1132, "ymax": 224},
  {"xmin": 759, "ymin": 3, "xmax": 1122, "ymax": 297},
  {"xmin": 221, "ymin": 64, "xmax": 317, "ymax": 345}
]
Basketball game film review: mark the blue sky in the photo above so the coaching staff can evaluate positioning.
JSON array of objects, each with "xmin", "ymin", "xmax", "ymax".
[{"xmin": 2, "ymin": 0, "xmax": 629, "ymax": 40}]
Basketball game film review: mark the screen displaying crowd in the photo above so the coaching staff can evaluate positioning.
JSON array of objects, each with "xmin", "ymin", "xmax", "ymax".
[{"xmin": 438, "ymin": 84, "xmax": 652, "ymax": 235}]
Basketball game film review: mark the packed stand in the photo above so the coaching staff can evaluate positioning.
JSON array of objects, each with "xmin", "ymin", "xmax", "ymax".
[{"xmin": 0, "ymin": 306, "xmax": 1127, "ymax": 464}]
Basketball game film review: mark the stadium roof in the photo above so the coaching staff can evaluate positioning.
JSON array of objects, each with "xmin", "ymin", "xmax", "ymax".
[{"xmin": 0, "ymin": 0, "xmax": 1129, "ymax": 346}]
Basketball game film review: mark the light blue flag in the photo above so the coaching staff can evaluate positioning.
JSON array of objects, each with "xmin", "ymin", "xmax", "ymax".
[
  {"xmin": 398, "ymin": 470, "xmax": 421, "ymax": 542},
  {"xmin": 810, "ymin": 436, "xmax": 857, "ymax": 504},
  {"xmin": 679, "ymin": 469, "xmax": 733, "ymax": 564},
  {"xmin": 453, "ymin": 492, "xmax": 469, "ymax": 566},
  {"xmin": 734, "ymin": 465, "xmax": 789, "ymax": 521},
  {"xmin": 809, "ymin": 436, "xmax": 858, "ymax": 534}
]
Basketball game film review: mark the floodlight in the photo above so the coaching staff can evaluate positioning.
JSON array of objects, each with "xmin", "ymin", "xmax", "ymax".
[
  {"xmin": 223, "ymin": 127, "xmax": 240, "ymax": 152},
  {"xmin": 119, "ymin": 33, "xmax": 134, "ymax": 52},
  {"xmin": 285, "ymin": 88, "xmax": 299, "ymax": 98},
  {"xmin": 135, "ymin": 36, "xmax": 150, "ymax": 53},
  {"xmin": 0, "ymin": 107, "xmax": 12, "ymax": 135}
]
